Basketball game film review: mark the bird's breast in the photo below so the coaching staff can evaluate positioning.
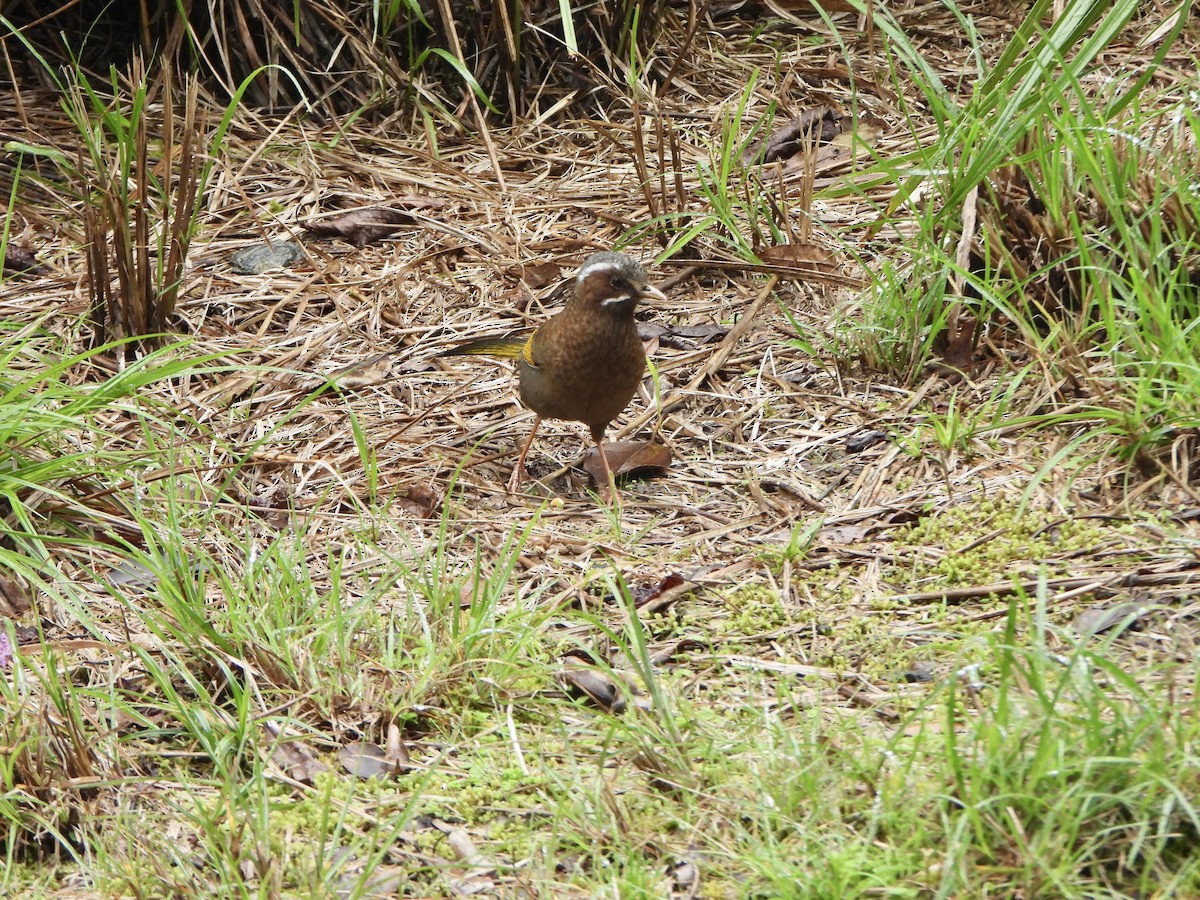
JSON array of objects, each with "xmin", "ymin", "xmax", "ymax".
[{"xmin": 517, "ymin": 315, "xmax": 645, "ymax": 428}]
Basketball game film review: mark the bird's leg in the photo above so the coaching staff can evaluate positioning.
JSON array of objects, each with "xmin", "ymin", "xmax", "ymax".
[
  {"xmin": 507, "ymin": 416, "xmax": 541, "ymax": 493},
  {"xmin": 590, "ymin": 424, "xmax": 618, "ymax": 505}
]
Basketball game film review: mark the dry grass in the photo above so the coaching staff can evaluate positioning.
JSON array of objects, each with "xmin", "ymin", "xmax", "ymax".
[{"xmin": 3, "ymin": 2, "xmax": 1200, "ymax": 895}]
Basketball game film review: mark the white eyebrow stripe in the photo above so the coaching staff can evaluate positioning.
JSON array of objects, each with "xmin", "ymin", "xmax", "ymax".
[{"xmin": 577, "ymin": 259, "xmax": 628, "ymax": 280}]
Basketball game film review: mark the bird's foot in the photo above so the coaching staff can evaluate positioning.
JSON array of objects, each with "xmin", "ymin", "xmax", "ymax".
[{"xmin": 506, "ymin": 465, "xmax": 527, "ymax": 494}]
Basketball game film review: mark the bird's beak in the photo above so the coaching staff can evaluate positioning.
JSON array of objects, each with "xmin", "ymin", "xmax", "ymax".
[{"xmin": 639, "ymin": 284, "xmax": 668, "ymax": 303}]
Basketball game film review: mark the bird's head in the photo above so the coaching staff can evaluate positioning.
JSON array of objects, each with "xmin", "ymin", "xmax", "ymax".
[{"xmin": 573, "ymin": 251, "xmax": 668, "ymax": 315}]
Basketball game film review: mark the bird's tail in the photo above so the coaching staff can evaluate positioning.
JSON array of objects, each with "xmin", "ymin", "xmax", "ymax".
[{"xmin": 439, "ymin": 335, "xmax": 529, "ymax": 360}]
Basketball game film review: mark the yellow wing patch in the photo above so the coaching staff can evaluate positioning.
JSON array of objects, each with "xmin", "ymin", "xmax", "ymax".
[
  {"xmin": 521, "ymin": 334, "xmax": 538, "ymax": 368},
  {"xmin": 439, "ymin": 335, "xmax": 529, "ymax": 359}
]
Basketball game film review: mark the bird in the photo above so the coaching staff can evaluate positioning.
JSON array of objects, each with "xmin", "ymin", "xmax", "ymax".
[{"xmin": 439, "ymin": 250, "xmax": 668, "ymax": 502}]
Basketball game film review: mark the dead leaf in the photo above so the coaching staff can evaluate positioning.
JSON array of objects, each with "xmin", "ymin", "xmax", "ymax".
[
  {"xmin": 759, "ymin": 243, "xmax": 832, "ymax": 266},
  {"xmin": 820, "ymin": 524, "xmax": 875, "ymax": 545},
  {"xmin": 939, "ymin": 313, "xmax": 981, "ymax": 371},
  {"xmin": 634, "ymin": 573, "xmax": 685, "ymax": 606},
  {"xmin": 517, "ymin": 261, "xmax": 562, "ymax": 288},
  {"xmin": 304, "ymin": 208, "xmax": 417, "ymax": 247},
  {"xmin": 0, "ymin": 576, "xmax": 32, "ymax": 618},
  {"xmin": 634, "ymin": 573, "xmax": 698, "ymax": 616},
  {"xmin": 339, "ymin": 741, "xmax": 401, "ymax": 779},
  {"xmin": 639, "ymin": 322, "xmax": 730, "ymax": 350},
  {"xmin": 741, "ymin": 106, "xmax": 845, "ymax": 166},
  {"xmin": 845, "ymin": 430, "xmax": 889, "ymax": 454},
  {"xmin": 266, "ymin": 725, "xmax": 328, "ymax": 784},
  {"xmin": 398, "ymin": 483, "xmax": 440, "ymax": 518},
  {"xmin": 1071, "ymin": 602, "xmax": 1150, "ymax": 637},
  {"xmin": 3, "ymin": 244, "xmax": 43, "ymax": 275},
  {"xmin": 560, "ymin": 660, "xmax": 626, "ymax": 714},
  {"xmin": 631, "ymin": 747, "xmax": 689, "ymax": 793},
  {"xmin": 671, "ymin": 855, "xmax": 701, "ymax": 898},
  {"xmin": 584, "ymin": 440, "xmax": 672, "ymax": 485},
  {"xmin": 229, "ymin": 239, "xmax": 304, "ymax": 275},
  {"xmin": 648, "ymin": 638, "xmax": 708, "ymax": 666},
  {"xmin": 329, "ymin": 352, "xmax": 395, "ymax": 388}
]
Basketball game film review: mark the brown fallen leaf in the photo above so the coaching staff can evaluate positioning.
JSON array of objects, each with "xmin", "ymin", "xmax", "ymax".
[
  {"xmin": 638, "ymin": 322, "xmax": 730, "ymax": 350},
  {"xmin": 938, "ymin": 313, "xmax": 981, "ymax": 371},
  {"xmin": 757, "ymin": 243, "xmax": 841, "ymax": 280},
  {"xmin": 671, "ymin": 855, "xmax": 701, "ymax": 899},
  {"xmin": 741, "ymin": 105, "xmax": 845, "ymax": 166},
  {"xmin": 634, "ymin": 573, "xmax": 685, "ymax": 607},
  {"xmin": 0, "ymin": 576, "xmax": 32, "ymax": 618},
  {"xmin": 560, "ymin": 660, "xmax": 626, "ymax": 714},
  {"xmin": 634, "ymin": 573, "xmax": 699, "ymax": 616},
  {"xmin": 631, "ymin": 747, "xmax": 690, "ymax": 794},
  {"xmin": 229, "ymin": 239, "xmax": 304, "ymax": 275},
  {"xmin": 819, "ymin": 523, "xmax": 876, "ymax": 545},
  {"xmin": 339, "ymin": 741, "xmax": 406, "ymax": 779},
  {"xmin": 265, "ymin": 723, "xmax": 328, "ymax": 784},
  {"xmin": 303, "ymin": 208, "xmax": 416, "ymax": 247},
  {"xmin": 584, "ymin": 440, "xmax": 672, "ymax": 485},
  {"xmin": 516, "ymin": 261, "xmax": 562, "ymax": 288},
  {"xmin": 758, "ymin": 243, "xmax": 832, "ymax": 266},
  {"xmin": 397, "ymin": 483, "xmax": 440, "ymax": 518},
  {"xmin": 1071, "ymin": 602, "xmax": 1150, "ymax": 638},
  {"xmin": 845, "ymin": 429, "xmax": 889, "ymax": 454},
  {"xmin": 3, "ymin": 244, "xmax": 43, "ymax": 275}
]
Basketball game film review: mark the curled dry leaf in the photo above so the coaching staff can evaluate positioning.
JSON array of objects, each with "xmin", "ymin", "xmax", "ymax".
[
  {"xmin": 559, "ymin": 660, "xmax": 626, "ymax": 714},
  {"xmin": 0, "ymin": 576, "xmax": 33, "ymax": 618},
  {"xmin": 671, "ymin": 857, "xmax": 701, "ymax": 898},
  {"xmin": 398, "ymin": 483, "xmax": 440, "ymax": 518},
  {"xmin": 845, "ymin": 429, "xmax": 889, "ymax": 454},
  {"xmin": 339, "ymin": 741, "xmax": 409, "ymax": 779},
  {"xmin": 758, "ymin": 243, "xmax": 832, "ymax": 266},
  {"xmin": 304, "ymin": 208, "xmax": 417, "ymax": 247},
  {"xmin": 1071, "ymin": 601, "xmax": 1150, "ymax": 637},
  {"xmin": 268, "ymin": 735, "xmax": 328, "ymax": 784},
  {"xmin": 631, "ymin": 747, "xmax": 689, "ymax": 794},
  {"xmin": 633, "ymin": 572, "xmax": 685, "ymax": 607},
  {"xmin": 638, "ymin": 322, "xmax": 729, "ymax": 350},
  {"xmin": 516, "ymin": 261, "xmax": 562, "ymax": 288},
  {"xmin": 584, "ymin": 440, "xmax": 672, "ymax": 485},
  {"xmin": 329, "ymin": 352, "xmax": 395, "ymax": 388},
  {"xmin": 634, "ymin": 573, "xmax": 699, "ymax": 616},
  {"xmin": 757, "ymin": 243, "xmax": 841, "ymax": 280},
  {"xmin": 3, "ymin": 244, "xmax": 43, "ymax": 275},
  {"xmin": 741, "ymin": 105, "xmax": 845, "ymax": 166},
  {"xmin": 229, "ymin": 239, "xmax": 304, "ymax": 275}
]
